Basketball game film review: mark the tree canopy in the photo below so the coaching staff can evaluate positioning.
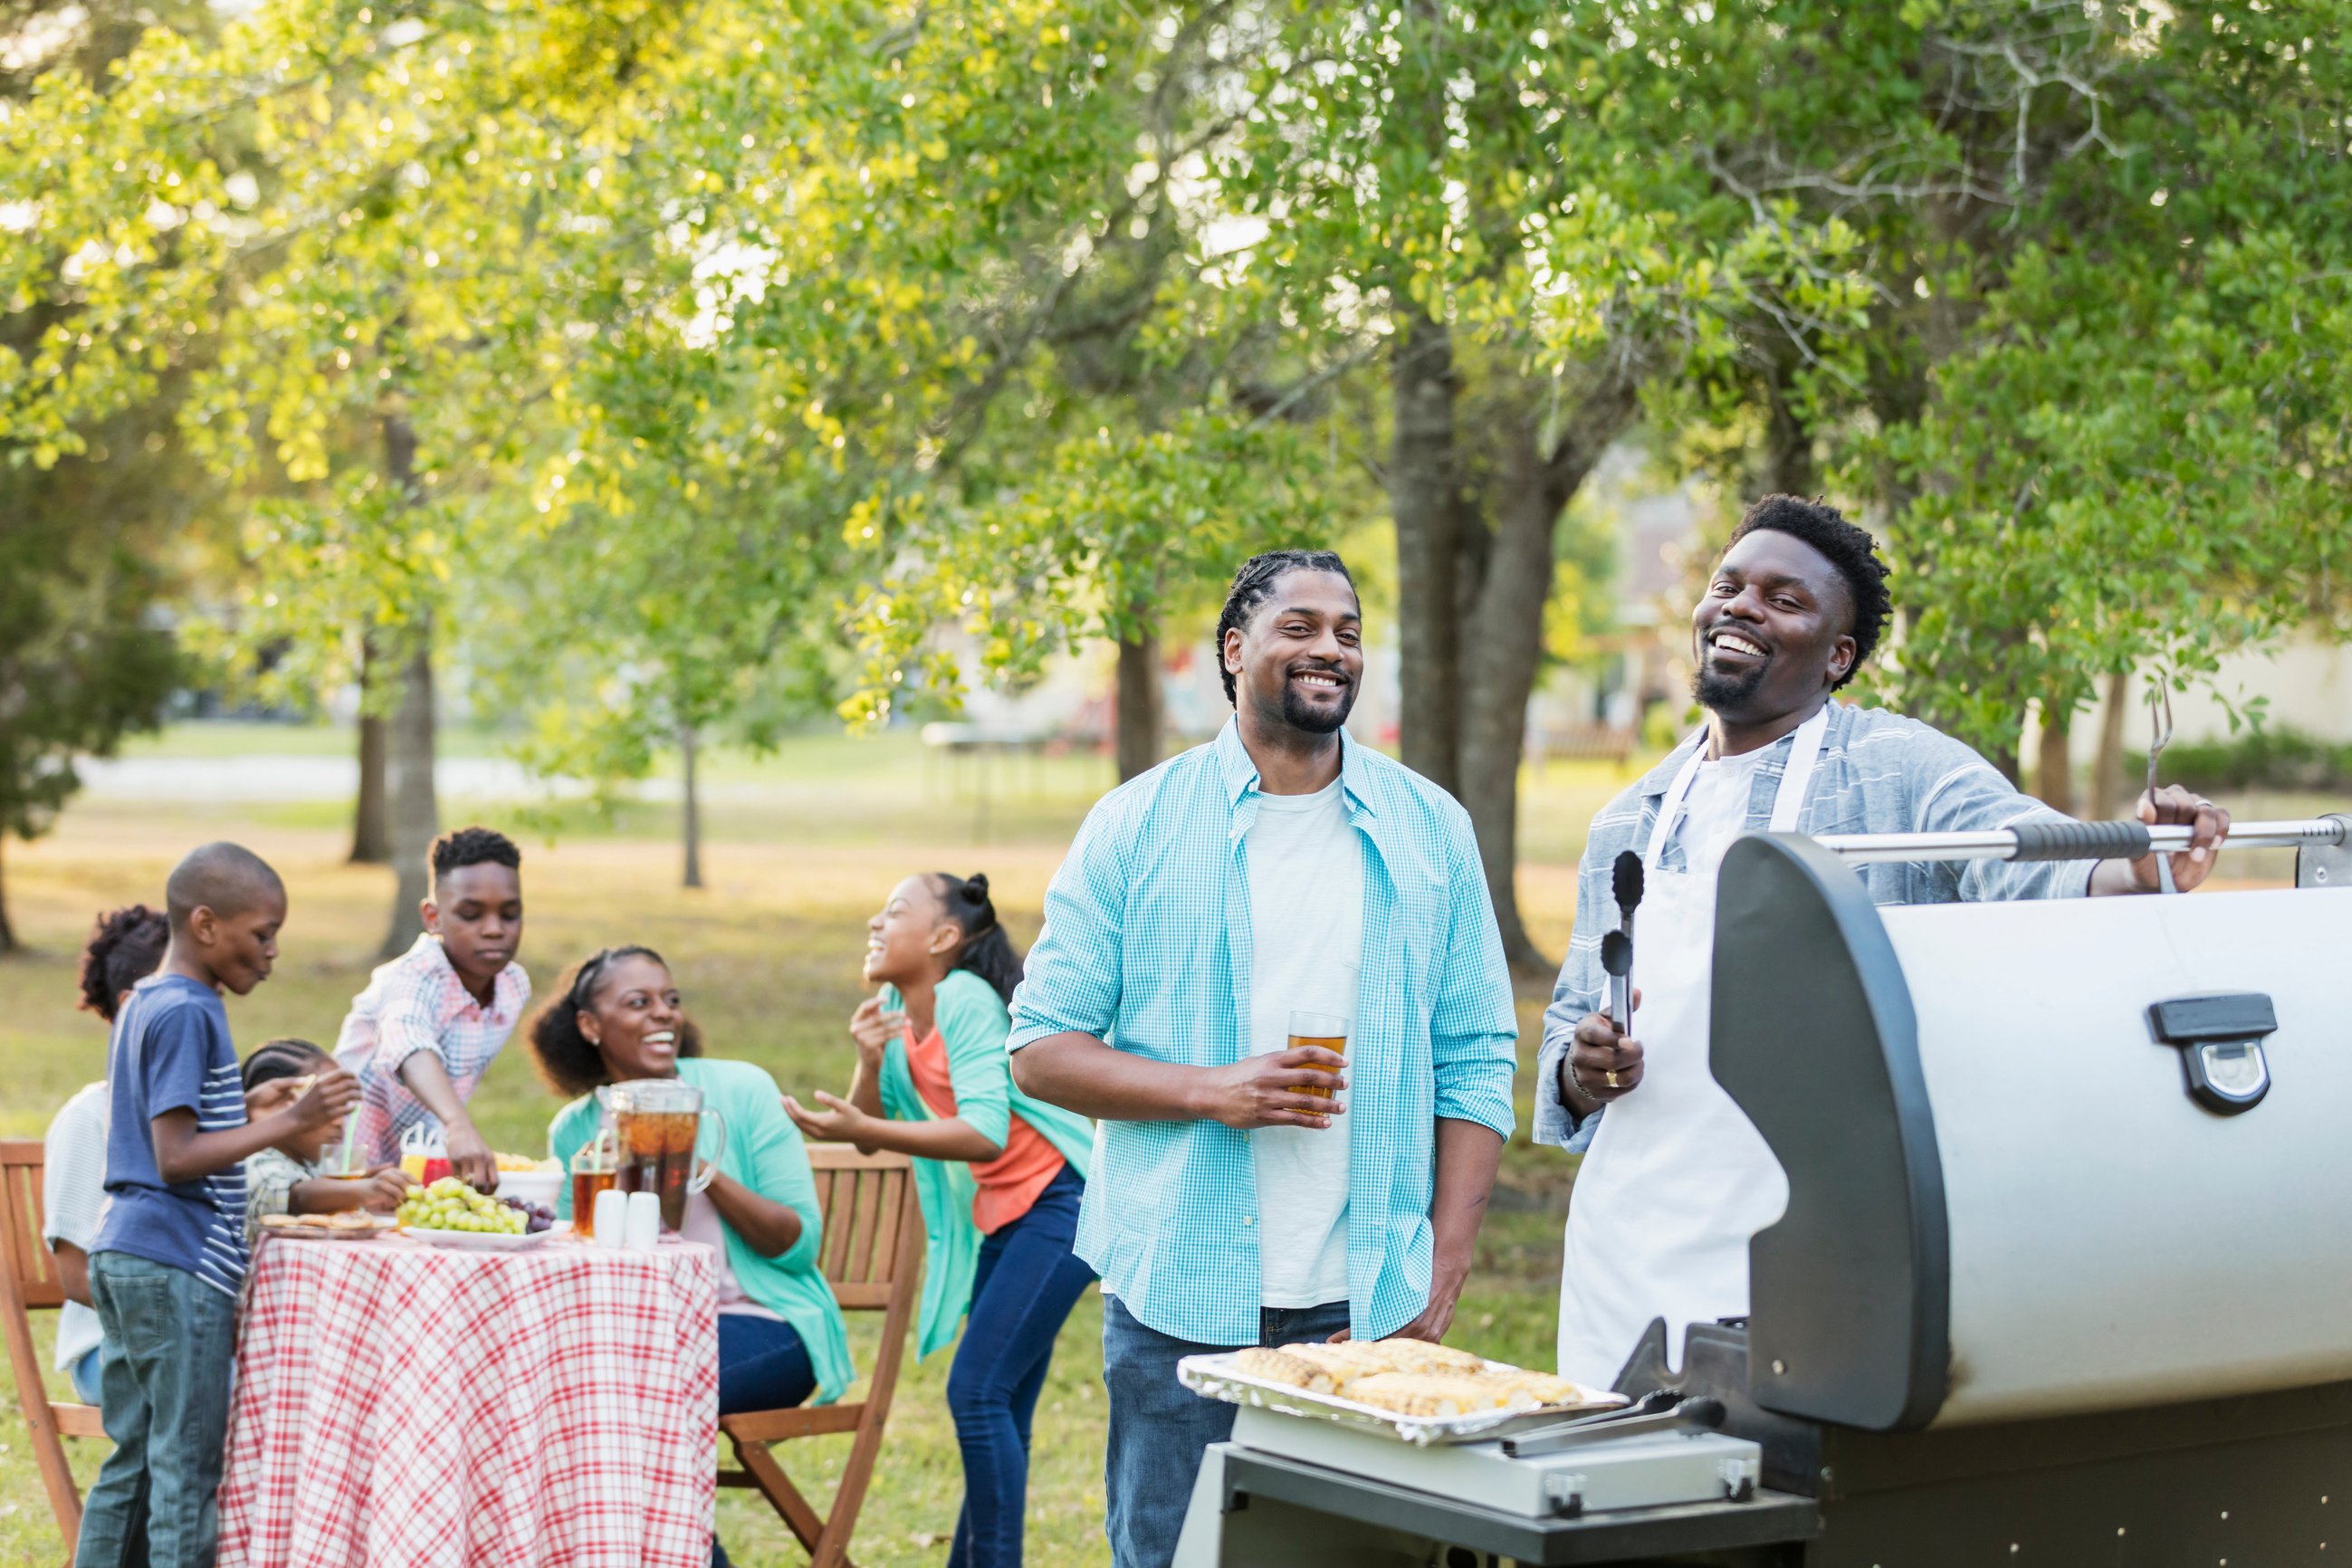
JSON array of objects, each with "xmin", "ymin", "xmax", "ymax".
[{"xmin": 3, "ymin": 0, "xmax": 2347, "ymax": 941}]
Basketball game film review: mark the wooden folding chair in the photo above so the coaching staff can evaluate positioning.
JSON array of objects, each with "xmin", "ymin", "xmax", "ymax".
[
  {"xmin": 0, "ymin": 1140, "xmax": 107, "ymax": 1560},
  {"xmin": 718, "ymin": 1143, "xmax": 923, "ymax": 1568}
]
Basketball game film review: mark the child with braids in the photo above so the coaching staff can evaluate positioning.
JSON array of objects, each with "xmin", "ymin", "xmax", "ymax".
[
  {"xmin": 239, "ymin": 1039, "xmax": 414, "ymax": 1245},
  {"xmin": 43, "ymin": 904, "xmax": 170, "ymax": 1404},
  {"xmin": 786, "ymin": 873, "xmax": 1096, "ymax": 1568}
]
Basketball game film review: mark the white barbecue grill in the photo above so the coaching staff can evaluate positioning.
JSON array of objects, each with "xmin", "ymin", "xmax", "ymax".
[{"xmin": 1177, "ymin": 814, "xmax": 2352, "ymax": 1566}]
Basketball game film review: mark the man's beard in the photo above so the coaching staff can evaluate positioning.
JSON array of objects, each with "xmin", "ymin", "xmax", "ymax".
[
  {"xmin": 1274, "ymin": 675, "xmax": 1356, "ymax": 734},
  {"xmin": 1692, "ymin": 659, "xmax": 1766, "ymax": 713}
]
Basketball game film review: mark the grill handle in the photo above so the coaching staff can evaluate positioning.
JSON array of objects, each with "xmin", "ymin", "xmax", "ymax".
[
  {"xmin": 2009, "ymin": 819, "xmax": 2152, "ymax": 863},
  {"xmin": 1812, "ymin": 816, "xmax": 2346, "ymax": 866}
]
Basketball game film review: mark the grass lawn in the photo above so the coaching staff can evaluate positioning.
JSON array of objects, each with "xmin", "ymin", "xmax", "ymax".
[{"xmin": 0, "ymin": 726, "xmax": 1632, "ymax": 1566}]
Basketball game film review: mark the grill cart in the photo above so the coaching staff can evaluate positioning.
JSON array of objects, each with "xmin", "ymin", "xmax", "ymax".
[{"xmin": 1175, "ymin": 816, "xmax": 2352, "ymax": 1567}]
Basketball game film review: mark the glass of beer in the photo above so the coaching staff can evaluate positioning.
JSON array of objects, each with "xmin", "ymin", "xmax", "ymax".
[
  {"xmin": 1287, "ymin": 1009, "xmax": 1349, "ymax": 1100},
  {"xmin": 570, "ymin": 1130, "xmax": 618, "ymax": 1240}
]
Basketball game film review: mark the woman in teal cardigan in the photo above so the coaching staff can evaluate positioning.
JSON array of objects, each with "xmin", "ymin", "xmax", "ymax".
[
  {"xmin": 785, "ymin": 874, "xmax": 1095, "ymax": 1568},
  {"xmin": 531, "ymin": 947, "xmax": 854, "ymax": 1525}
]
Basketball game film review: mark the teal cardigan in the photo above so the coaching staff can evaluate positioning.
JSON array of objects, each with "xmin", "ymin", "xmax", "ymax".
[
  {"xmin": 881, "ymin": 970, "xmax": 1095, "ymax": 1360},
  {"xmin": 550, "ymin": 1058, "xmax": 856, "ymax": 1403}
]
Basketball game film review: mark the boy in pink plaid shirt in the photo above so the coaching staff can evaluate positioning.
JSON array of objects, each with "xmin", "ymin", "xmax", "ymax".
[{"xmin": 334, "ymin": 827, "xmax": 530, "ymax": 1190}]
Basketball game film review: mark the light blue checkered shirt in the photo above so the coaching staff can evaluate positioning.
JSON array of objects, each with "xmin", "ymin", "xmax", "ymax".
[
  {"xmin": 1535, "ymin": 701, "xmax": 2095, "ymax": 1152},
  {"xmin": 1009, "ymin": 719, "xmax": 1519, "ymax": 1346}
]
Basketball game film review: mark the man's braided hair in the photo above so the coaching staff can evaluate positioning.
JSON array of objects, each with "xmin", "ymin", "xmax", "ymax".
[{"xmin": 1213, "ymin": 550, "xmax": 1357, "ymax": 705}]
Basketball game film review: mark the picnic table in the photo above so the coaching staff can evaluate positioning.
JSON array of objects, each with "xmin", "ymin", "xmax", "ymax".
[{"xmin": 219, "ymin": 1230, "xmax": 719, "ymax": 1568}]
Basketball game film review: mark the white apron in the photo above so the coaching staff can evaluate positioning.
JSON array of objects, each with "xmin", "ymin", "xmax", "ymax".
[{"xmin": 1555, "ymin": 708, "xmax": 1828, "ymax": 1388}]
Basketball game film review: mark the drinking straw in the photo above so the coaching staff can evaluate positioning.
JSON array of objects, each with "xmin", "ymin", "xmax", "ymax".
[{"xmin": 333, "ymin": 1093, "xmax": 360, "ymax": 1176}]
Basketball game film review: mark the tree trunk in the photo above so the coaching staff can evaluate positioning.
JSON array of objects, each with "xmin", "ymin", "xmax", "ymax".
[
  {"xmin": 2092, "ymin": 670, "xmax": 2130, "ymax": 818},
  {"xmin": 2036, "ymin": 701, "xmax": 2074, "ymax": 816},
  {"xmin": 0, "ymin": 837, "xmax": 15, "ymax": 953},
  {"xmin": 680, "ymin": 722, "xmax": 704, "ymax": 890},
  {"xmin": 1457, "ymin": 460, "xmax": 1573, "ymax": 976},
  {"xmin": 1763, "ymin": 360, "xmax": 1817, "ymax": 499},
  {"xmin": 1455, "ymin": 375, "xmax": 1643, "ymax": 976},
  {"xmin": 349, "ymin": 631, "xmax": 390, "ymax": 865},
  {"xmin": 378, "ymin": 411, "xmax": 438, "ymax": 959},
  {"xmin": 1391, "ymin": 307, "xmax": 1465, "ymax": 796},
  {"xmin": 1114, "ymin": 628, "xmax": 1164, "ymax": 783},
  {"xmin": 380, "ymin": 638, "xmax": 438, "ymax": 957}
]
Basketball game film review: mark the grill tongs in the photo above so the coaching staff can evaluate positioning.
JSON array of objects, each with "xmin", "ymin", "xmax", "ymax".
[{"xmin": 1499, "ymin": 1390, "xmax": 1726, "ymax": 1458}]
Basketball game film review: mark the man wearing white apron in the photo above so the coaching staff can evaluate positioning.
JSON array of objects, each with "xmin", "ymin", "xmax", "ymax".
[{"xmin": 1537, "ymin": 495, "xmax": 2232, "ymax": 1389}]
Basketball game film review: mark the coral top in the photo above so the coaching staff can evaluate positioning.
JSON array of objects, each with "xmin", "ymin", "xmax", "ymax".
[{"xmin": 904, "ymin": 1022, "xmax": 1066, "ymax": 1234}]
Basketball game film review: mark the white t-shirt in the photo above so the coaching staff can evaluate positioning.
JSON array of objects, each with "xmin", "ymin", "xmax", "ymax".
[
  {"xmin": 43, "ymin": 1081, "xmax": 110, "ymax": 1374},
  {"xmin": 1668, "ymin": 747, "xmax": 1771, "ymax": 874},
  {"xmin": 1245, "ymin": 778, "xmax": 1365, "ymax": 1309},
  {"xmin": 681, "ymin": 1189, "xmax": 783, "ymax": 1322}
]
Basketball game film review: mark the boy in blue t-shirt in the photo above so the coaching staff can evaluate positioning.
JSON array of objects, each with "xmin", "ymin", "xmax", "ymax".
[{"xmin": 78, "ymin": 842, "xmax": 359, "ymax": 1568}]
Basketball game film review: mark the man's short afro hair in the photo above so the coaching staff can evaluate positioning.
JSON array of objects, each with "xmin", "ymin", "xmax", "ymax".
[
  {"xmin": 1727, "ymin": 494, "xmax": 1892, "ymax": 688},
  {"xmin": 430, "ymin": 826, "xmax": 521, "ymax": 883}
]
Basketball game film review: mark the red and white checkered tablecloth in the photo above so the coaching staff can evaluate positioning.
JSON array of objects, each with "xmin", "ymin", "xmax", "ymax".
[{"xmin": 219, "ymin": 1232, "xmax": 719, "ymax": 1568}]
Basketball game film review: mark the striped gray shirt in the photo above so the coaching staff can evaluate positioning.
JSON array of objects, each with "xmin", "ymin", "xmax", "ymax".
[{"xmin": 1535, "ymin": 702, "xmax": 2091, "ymax": 1152}]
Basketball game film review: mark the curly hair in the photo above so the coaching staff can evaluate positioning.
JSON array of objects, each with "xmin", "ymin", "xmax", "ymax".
[
  {"xmin": 931, "ymin": 873, "xmax": 1024, "ymax": 1006},
  {"xmin": 241, "ymin": 1037, "xmax": 330, "ymax": 1094},
  {"xmin": 78, "ymin": 904, "xmax": 170, "ymax": 1024},
  {"xmin": 1213, "ymin": 550, "xmax": 1357, "ymax": 705},
  {"xmin": 1726, "ymin": 494, "xmax": 1893, "ymax": 687},
  {"xmin": 431, "ymin": 826, "xmax": 521, "ymax": 884},
  {"xmin": 525, "ymin": 946, "xmax": 704, "ymax": 1099}
]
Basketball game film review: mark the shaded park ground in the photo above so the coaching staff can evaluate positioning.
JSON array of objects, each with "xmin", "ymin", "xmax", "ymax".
[{"xmin": 0, "ymin": 724, "xmax": 1634, "ymax": 1567}]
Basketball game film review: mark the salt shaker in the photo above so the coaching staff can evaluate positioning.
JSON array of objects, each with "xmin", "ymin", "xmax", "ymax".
[
  {"xmin": 622, "ymin": 1190, "xmax": 662, "ymax": 1252},
  {"xmin": 593, "ymin": 1189, "xmax": 629, "ymax": 1249}
]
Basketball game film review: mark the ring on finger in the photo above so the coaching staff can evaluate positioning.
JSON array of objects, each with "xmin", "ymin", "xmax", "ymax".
[{"xmin": 1605, "ymin": 1068, "xmax": 1621, "ymax": 1089}]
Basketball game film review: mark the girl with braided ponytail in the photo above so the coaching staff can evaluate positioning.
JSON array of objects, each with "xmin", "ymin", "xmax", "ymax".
[{"xmin": 785, "ymin": 873, "xmax": 1095, "ymax": 1568}]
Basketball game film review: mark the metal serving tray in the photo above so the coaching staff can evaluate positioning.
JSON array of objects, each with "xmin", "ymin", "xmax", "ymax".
[{"xmin": 1178, "ymin": 1352, "xmax": 1628, "ymax": 1448}]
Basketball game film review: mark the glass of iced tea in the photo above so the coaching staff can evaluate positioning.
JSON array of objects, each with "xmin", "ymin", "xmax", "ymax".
[
  {"xmin": 570, "ymin": 1130, "xmax": 619, "ymax": 1240},
  {"xmin": 1287, "ymin": 1009, "xmax": 1349, "ymax": 1100}
]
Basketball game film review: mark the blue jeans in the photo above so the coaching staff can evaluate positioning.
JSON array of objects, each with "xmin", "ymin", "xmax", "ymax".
[
  {"xmin": 717, "ymin": 1312, "xmax": 816, "ymax": 1415},
  {"xmin": 712, "ymin": 1314, "xmax": 817, "ymax": 1568},
  {"xmin": 70, "ymin": 1344, "xmax": 103, "ymax": 1407},
  {"xmin": 1101, "ymin": 1294, "xmax": 1351, "ymax": 1568},
  {"xmin": 76, "ymin": 1251, "xmax": 239, "ymax": 1568},
  {"xmin": 949, "ymin": 1164, "xmax": 1096, "ymax": 1568}
]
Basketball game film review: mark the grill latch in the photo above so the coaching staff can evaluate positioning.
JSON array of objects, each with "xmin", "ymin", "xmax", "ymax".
[{"xmin": 2148, "ymin": 993, "xmax": 2278, "ymax": 1114}]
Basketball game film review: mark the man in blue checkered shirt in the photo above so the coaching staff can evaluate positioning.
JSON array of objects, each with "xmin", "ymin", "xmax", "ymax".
[{"xmin": 1010, "ymin": 549, "xmax": 1519, "ymax": 1568}]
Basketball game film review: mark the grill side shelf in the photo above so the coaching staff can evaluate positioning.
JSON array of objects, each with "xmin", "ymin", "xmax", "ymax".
[
  {"xmin": 1216, "ymin": 1449, "xmax": 1820, "ymax": 1566},
  {"xmin": 1712, "ymin": 832, "xmax": 1950, "ymax": 1431}
]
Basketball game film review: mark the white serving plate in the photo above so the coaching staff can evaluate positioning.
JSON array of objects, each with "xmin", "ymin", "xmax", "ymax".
[
  {"xmin": 1177, "ymin": 1352, "xmax": 1626, "ymax": 1447},
  {"xmin": 401, "ymin": 1226, "xmax": 553, "ymax": 1252}
]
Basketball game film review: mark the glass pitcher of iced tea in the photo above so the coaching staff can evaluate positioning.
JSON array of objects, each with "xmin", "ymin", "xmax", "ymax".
[{"xmin": 596, "ymin": 1080, "xmax": 726, "ymax": 1232}]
